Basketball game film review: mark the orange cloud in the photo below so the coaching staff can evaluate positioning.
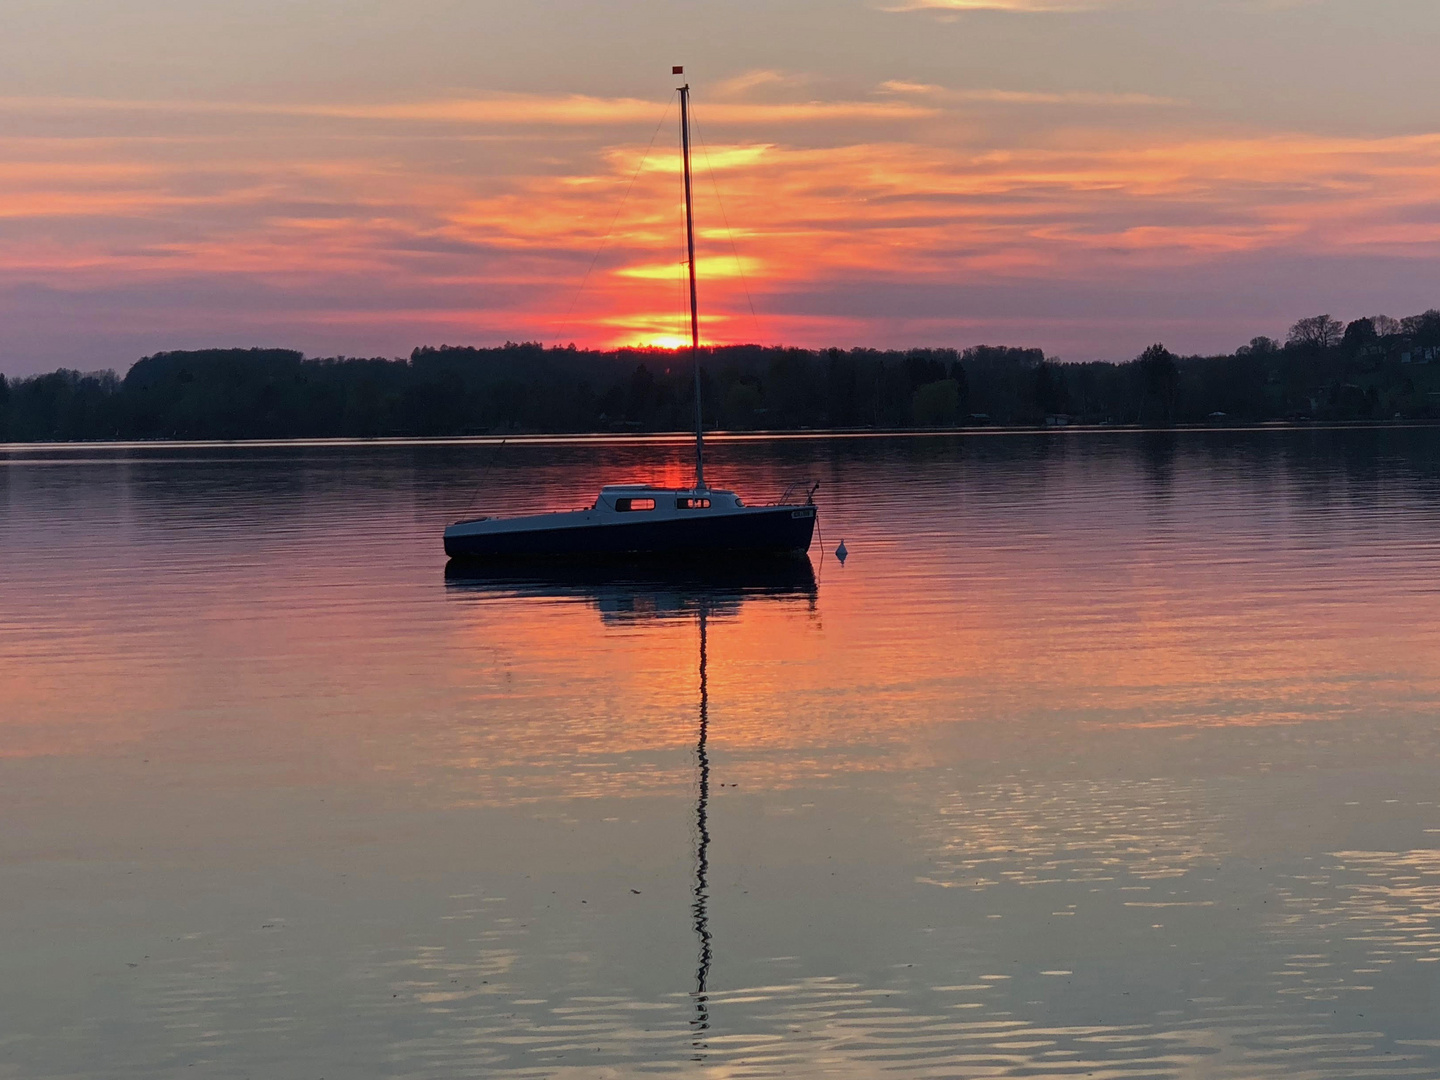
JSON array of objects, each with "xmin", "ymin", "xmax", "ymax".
[
  {"xmin": 0, "ymin": 93, "xmax": 934, "ymax": 127},
  {"xmin": 3, "ymin": 87, "xmax": 1440, "ymax": 361}
]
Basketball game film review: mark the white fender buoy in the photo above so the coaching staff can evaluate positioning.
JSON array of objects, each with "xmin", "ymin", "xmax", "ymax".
[{"xmin": 836, "ymin": 540, "xmax": 848, "ymax": 564}]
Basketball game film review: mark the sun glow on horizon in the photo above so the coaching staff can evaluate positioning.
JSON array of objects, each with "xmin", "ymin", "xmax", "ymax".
[{"xmin": 637, "ymin": 333, "xmax": 690, "ymax": 350}]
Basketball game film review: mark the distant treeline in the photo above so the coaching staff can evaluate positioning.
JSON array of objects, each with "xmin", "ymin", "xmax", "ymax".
[{"xmin": 5, "ymin": 311, "xmax": 1440, "ymax": 441}]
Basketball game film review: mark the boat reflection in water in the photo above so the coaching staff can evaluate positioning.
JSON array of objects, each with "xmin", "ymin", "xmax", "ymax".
[
  {"xmin": 443, "ymin": 554, "xmax": 817, "ymax": 623},
  {"xmin": 445, "ymin": 555, "xmax": 818, "ymax": 1058}
]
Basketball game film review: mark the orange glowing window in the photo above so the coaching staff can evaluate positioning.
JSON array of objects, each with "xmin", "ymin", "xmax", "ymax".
[
  {"xmin": 614, "ymin": 497, "xmax": 656, "ymax": 512},
  {"xmin": 676, "ymin": 498, "xmax": 711, "ymax": 509}
]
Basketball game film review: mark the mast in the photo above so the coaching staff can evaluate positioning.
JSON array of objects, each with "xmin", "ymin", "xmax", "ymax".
[{"xmin": 677, "ymin": 70, "xmax": 705, "ymax": 490}]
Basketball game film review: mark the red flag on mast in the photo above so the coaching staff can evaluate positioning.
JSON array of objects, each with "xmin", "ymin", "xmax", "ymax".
[{"xmin": 673, "ymin": 66, "xmax": 683, "ymax": 74}]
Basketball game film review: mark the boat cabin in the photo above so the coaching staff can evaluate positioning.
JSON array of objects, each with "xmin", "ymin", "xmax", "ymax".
[{"xmin": 597, "ymin": 484, "xmax": 744, "ymax": 515}]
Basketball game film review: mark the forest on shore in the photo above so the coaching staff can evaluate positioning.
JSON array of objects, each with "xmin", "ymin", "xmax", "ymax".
[{"xmin": 4, "ymin": 312, "xmax": 1440, "ymax": 441}]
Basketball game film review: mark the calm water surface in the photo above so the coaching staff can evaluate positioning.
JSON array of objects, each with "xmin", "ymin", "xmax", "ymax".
[{"xmin": 4, "ymin": 429, "xmax": 1440, "ymax": 1079}]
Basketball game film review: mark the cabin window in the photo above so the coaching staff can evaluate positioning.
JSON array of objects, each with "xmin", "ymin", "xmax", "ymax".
[
  {"xmin": 676, "ymin": 498, "xmax": 711, "ymax": 510},
  {"xmin": 614, "ymin": 497, "xmax": 655, "ymax": 512}
]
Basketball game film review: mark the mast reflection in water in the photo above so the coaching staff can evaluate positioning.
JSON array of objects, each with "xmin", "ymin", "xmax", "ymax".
[
  {"xmin": 445, "ymin": 555, "xmax": 818, "ymax": 1057},
  {"xmin": 692, "ymin": 602, "xmax": 712, "ymax": 1054}
]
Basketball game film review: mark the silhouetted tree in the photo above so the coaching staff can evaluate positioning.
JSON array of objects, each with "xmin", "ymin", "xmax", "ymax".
[
  {"xmin": 1401, "ymin": 310, "xmax": 1440, "ymax": 346},
  {"xmin": 1135, "ymin": 343, "xmax": 1179, "ymax": 425},
  {"xmin": 1238, "ymin": 336, "xmax": 1280, "ymax": 356},
  {"xmin": 948, "ymin": 359, "xmax": 970, "ymax": 412},
  {"xmin": 626, "ymin": 364, "xmax": 656, "ymax": 422},
  {"xmin": 824, "ymin": 348, "xmax": 860, "ymax": 426},
  {"xmin": 723, "ymin": 381, "xmax": 763, "ymax": 428},
  {"xmin": 1034, "ymin": 360, "xmax": 1070, "ymax": 416},
  {"xmin": 1342, "ymin": 317, "xmax": 1378, "ymax": 353},
  {"xmin": 912, "ymin": 379, "xmax": 962, "ymax": 426},
  {"xmin": 1287, "ymin": 315, "xmax": 1344, "ymax": 350}
]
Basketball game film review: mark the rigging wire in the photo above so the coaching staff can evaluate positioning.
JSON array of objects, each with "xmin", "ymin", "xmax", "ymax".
[
  {"xmin": 688, "ymin": 106, "xmax": 764, "ymax": 345},
  {"xmin": 457, "ymin": 438, "xmax": 506, "ymax": 518},
  {"xmin": 552, "ymin": 92, "xmax": 676, "ymax": 345}
]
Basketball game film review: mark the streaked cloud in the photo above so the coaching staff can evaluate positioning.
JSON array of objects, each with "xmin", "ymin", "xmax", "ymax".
[
  {"xmin": 955, "ymin": 89, "xmax": 1183, "ymax": 106},
  {"xmin": 880, "ymin": 80, "xmax": 1183, "ymax": 107},
  {"xmin": 712, "ymin": 70, "xmax": 817, "ymax": 98},
  {"xmin": 0, "ymin": 93, "xmax": 934, "ymax": 128},
  {"xmin": 879, "ymin": 81, "xmax": 946, "ymax": 95}
]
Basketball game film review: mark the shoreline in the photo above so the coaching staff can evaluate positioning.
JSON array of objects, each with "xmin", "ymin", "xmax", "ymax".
[{"xmin": 4, "ymin": 418, "xmax": 1440, "ymax": 454}]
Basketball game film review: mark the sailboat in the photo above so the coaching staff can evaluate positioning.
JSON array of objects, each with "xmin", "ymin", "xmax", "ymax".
[{"xmin": 443, "ymin": 70, "xmax": 819, "ymax": 562}]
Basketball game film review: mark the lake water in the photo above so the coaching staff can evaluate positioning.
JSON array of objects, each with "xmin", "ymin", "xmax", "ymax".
[{"xmin": 4, "ymin": 428, "xmax": 1440, "ymax": 1079}]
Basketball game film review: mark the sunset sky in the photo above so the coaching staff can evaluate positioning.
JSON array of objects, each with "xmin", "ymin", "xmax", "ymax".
[{"xmin": 3, "ymin": 0, "xmax": 1440, "ymax": 375}]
